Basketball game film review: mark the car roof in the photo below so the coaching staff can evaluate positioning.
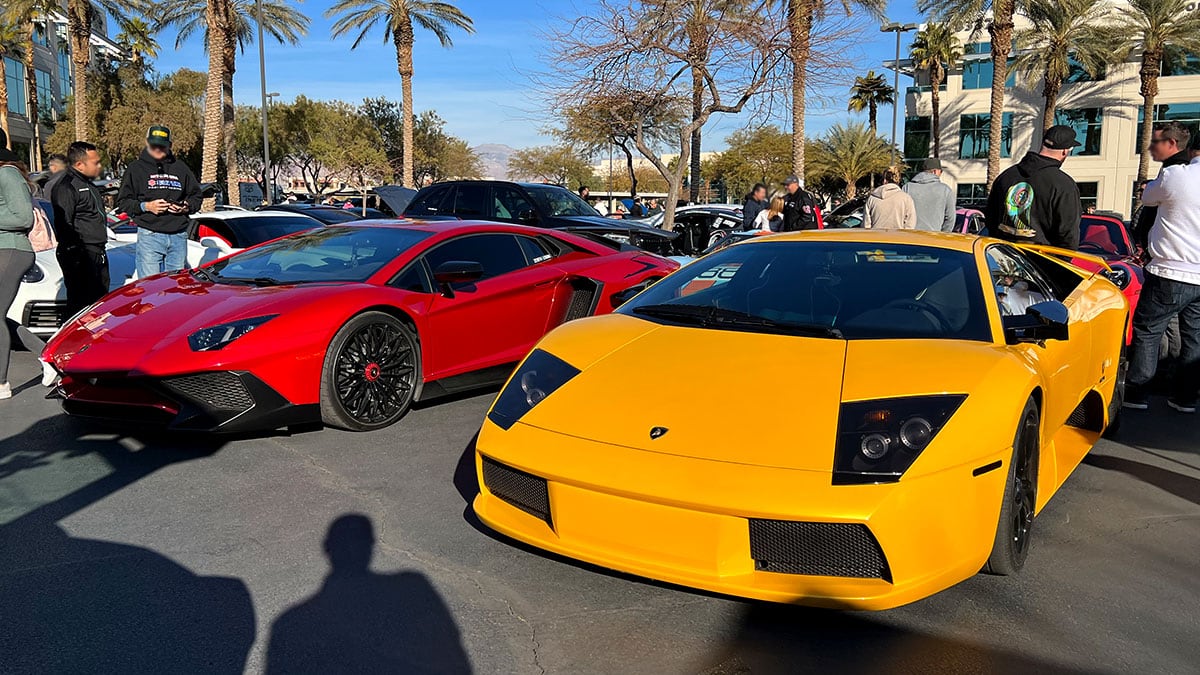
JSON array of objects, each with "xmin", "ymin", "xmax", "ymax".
[
  {"xmin": 193, "ymin": 210, "xmax": 322, "ymax": 221},
  {"xmin": 751, "ymin": 228, "xmax": 979, "ymax": 253},
  {"xmin": 335, "ymin": 218, "xmax": 553, "ymax": 236},
  {"xmin": 419, "ymin": 180, "xmax": 574, "ymax": 191}
]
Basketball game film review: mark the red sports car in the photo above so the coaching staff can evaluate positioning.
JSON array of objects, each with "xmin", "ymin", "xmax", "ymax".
[
  {"xmin": 1074, "ymin": 215, "xmax": 1143, "ymax": 343},
  {"xmin": 43, "ymin": 221, "xmax": 678, "ymax": 433}
]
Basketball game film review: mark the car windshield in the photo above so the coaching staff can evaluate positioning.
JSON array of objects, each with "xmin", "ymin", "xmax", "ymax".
[
  {"xmin": 524, "ymin": 185, "xmax": 600, "ymax": 217},
  {"xmin": 620, "ymin": 241, "xmax": 991, "ymax": 341},
  {"xmin": 1079, "ymin": 216, "xmax": 1131, "ymax": 257},
  {"xmin": 208, "ymin": 226, "xmax": 431, "ymax": 285},
  {"xmin": 229, "ymin": 216, "xmax": 325, "ymax": 247}
]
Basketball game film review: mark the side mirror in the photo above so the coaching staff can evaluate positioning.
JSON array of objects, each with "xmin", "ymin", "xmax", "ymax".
[
  {"xmin": 433, "ymin": 260, "xmax": 484, "ymax": 298},
  {"xmin": 1004, "ymin": 300, "xmax": 1070, "ymax": 345},
  {"xmin": 516, "ymin": 209, "xmax": 538, "ymax": 224},
  {"xmin": 199, "ymin": 236, "xmax": 234, "ymax": 255}
]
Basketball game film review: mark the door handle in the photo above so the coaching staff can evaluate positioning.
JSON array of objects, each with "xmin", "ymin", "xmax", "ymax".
[{"xmin": 534, "ymin": 279, "xmax": 557, "ymax": 288}]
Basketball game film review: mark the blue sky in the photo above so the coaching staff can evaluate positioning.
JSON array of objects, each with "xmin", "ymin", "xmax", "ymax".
[{"xmin": 150, "ymin": 1, "xmax": 924, "ymax": 152}]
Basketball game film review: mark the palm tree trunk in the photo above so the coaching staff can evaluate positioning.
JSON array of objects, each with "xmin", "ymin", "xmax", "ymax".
[
  {"xmin": 868, "ymin": 100, "xmax": 877, "ymax": 187},
  {"xmin": 985, "ymin": 0, "xmax": 1015, "ymax": 188},
  {"xmin": 1041, "ymin": 72, "xmax": 1061, "ymax": 132},
  {"xmin": 395, "ymin": 18, "xmax": 416, "ymax": 189},
  {"xmin": 68, "ymin": 0, "xmax": 91, "ymax": 141},
  {"xmin": 201, "ymin": 0, "xmax": 229, "ymax": 210},
  {"xmin": 1137, "ymin": 48, "xmax": 1162, "ymax": 185},
  {"xmin": 930, "ymin": 67, "xmax": 943, "ymax": 158},
  {"xmin": 788, "ymin": 0, "xmax": 813, "ymax": 181},
  {"xmin": 223, "ymin": 45, "xmax": 239, "ymax": 207},
  {"xmin": 23, "ymin": 24, "xmax": 41, "ymax": 171}
]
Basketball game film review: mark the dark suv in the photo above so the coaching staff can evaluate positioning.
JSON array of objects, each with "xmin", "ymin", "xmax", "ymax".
[{"xmin": 402, "ymin": 180, "xmax": 678, "ymax": 255}]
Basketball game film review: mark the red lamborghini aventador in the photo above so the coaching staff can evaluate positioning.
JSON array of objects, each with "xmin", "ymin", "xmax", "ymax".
[{"xmin": 43, "ymin": 221, "xmax": 678, "ymax": 433}]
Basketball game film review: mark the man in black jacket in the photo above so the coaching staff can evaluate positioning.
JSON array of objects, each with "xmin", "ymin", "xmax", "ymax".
[
  {"xmin": 986, "ymin": 125, "xmax": 1082, "ymax": 250},
  {"xmin": 116, "ymin": 126, "xmax": 202, "ymax": 279},
  {"xmin": 51, "ymin": 142, "xmax": 109, "ymax": 315},
  {"xmin": 1133, "ymin": 121, "xmax": 1191, "ymax": 251},
  {"xmin": 781, "ymin": 176, "xmax": 819, "ymax": 231}
]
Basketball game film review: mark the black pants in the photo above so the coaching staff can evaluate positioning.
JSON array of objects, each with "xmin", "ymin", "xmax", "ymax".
[
  {"xmin": 1, "ymin": 248, "xmax": 47, "ymax": 383},
  {"xmin": 57, "ymin": 244, "xmax": 109, "ymax": 316}
]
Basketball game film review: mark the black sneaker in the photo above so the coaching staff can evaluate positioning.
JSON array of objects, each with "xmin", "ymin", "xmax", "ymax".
[
  {"xmin": 1123, "ymin": 391, "xmax": 1149, "ymax": 410},
  {"xmin": 1168, "ymin": 399, "xmax": 1197, "ymax": 414}
]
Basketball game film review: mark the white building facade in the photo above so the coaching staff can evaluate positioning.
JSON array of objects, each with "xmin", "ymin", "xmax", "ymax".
[{"xmin": 901, "ymin": 3, "xmax": 1200, "ymax": 218}]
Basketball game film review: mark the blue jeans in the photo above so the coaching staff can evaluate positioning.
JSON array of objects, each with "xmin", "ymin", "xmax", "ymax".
[
  {"xmin": 136, "ymin": 229, "xmax": 188, "ymax": 279},
  {"xmin": 1128, "ymin": 272, "xmax": 1200, "ymax": 402}
]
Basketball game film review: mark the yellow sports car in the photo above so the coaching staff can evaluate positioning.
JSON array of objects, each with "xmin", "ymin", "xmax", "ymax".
[{"xmin": 472, "ymin": 230, "xmax": 1128, "ymax": 610}]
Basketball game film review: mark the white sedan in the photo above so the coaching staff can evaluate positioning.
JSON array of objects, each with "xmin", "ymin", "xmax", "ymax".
[{"xmin": 9, "ymin": 210, "xmax": 323, "ymax": 337}]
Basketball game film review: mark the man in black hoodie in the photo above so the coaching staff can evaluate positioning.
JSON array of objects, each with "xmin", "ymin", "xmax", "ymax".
[
  {"xmin": 986, "ymin": 125, "xmax": 1082, "ymax": 250},
  {"xmin": 51, "ymin": 142, "xmax": 108, "ymax": 315},
  {"xmin": 116, "ymin": 126, "xmax": 202, "ymax": 279}
]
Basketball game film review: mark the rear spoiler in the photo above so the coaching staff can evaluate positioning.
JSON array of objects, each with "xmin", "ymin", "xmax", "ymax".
[{"xmin": 1020, "ymin": 244, "xmax": 1112, "ymax": 273}]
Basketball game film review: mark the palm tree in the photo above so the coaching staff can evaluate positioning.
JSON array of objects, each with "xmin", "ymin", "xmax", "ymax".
[
  {"xmin": 1011, "ymin": 0, "xmax": 1111, "ymax": 132},
  {"xmin": 787, "ymin": 0, "xmax": 886, "ymax": 180},
  {"xmin": 1110, "ymin": 0, "xmax": 1200, "ymax": 184},
  {"xmin": 159, "ymin": 0, "xmax": 308, "ymax": 207},
  {"xmin": 116, "ymin": 16, "xmax": 160, "ymax": 72},
  {"xmin": 0, "ymin": 22, "xmax": 22, "ymax": 148},
  {"xmin": 327, "ymin": 1, "xmax": 474, "ymax": 188},
  {"xmin": 918, "ymin": 0, "xmax": 1018, "ymax": 187},
  {"xmin": 847, "ymin": 71, "xmax": 894, "ymax": 135},
  {"xmin": 909, "ymin": 23, "xmax": 961, "ymax": 159},
  {"xmin": 807, "ymin": 122, "xmax": 895, "ymax": 199},
  {"xmin": 67, "ymin": 0, "xmax": 136, "ymax": 141}
]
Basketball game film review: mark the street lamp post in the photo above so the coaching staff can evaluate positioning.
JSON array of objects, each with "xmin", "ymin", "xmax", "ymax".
[
  {"xmin": 880, "ymin": 21, "xmax": 919, "ymax": 167},
  {"xmin": 256, "ymin": 0, "xmax": 272, "ymax": 204}
]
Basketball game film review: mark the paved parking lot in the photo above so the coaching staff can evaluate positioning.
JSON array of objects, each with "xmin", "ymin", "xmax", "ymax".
[{"xmin": 1, "ymin": 350, "xmax": 1198, "ymax": 674}]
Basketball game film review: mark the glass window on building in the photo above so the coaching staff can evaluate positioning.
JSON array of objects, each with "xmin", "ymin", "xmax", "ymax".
[
  {"xmin": 959, "ymin": 112, "xmax": 1014, "ymax": 160},
  {"xmin": 1078, "ymin": 182, "xmax": 1098, "ymax": 212},
  {"xmin": 1055, "ymin": 108, "xmax": 1103, "ymax": 156},
  {"xmin": 35, "ymin": 69, "xmax": 52, "ymax": 117},
  {"xmin": 33, "ymin": 22, "xmax": 49, "ymax": 47},
  {"xmin": 904, "ymin": 116, "xmax": 931, "ymax": 162},
  {"xmin": 956, "ymin": 183, "xmax": 988, "ymax": 206},
  {"xmin": 57, "ymin": 50, "xmax": 71, "ymax": 97},
  {"xmin": 1136, "ymin": 102, "xmax": 1200, "ymax": 154},
  {"xmin": 4, "ymin": 57, "xmax": 25, "ymax": 116},
  {"xmin": 961, "ymin": 58, "xmax": 1017, "ymax": 90},
  {"xmin": 964, "ymin": 42, "xmax": 990, "ymax": 56},
  {"xmin": 1162, "ymin": 53, "xmax": 1200, "ymax": 77}
]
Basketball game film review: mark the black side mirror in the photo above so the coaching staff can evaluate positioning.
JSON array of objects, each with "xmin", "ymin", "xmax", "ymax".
[
  {"xmin": 1004, "ymin": 300, "xmax": 1070, "ymax": 345},
  {"xmin": 433, "ymin": 261, "xmax": 484, "ymax": 298},
  {"xmin": 516, "ymin": 209, "xmax": 538, "ymax": 224}
]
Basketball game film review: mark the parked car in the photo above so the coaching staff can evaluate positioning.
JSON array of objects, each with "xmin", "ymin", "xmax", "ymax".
[
  {"xmin": 189, "ymin": 210, "xmax": 326, "ymax": 264},
  {"xmin": 43, "ymin": 221, "xmax": 679, "ymax": 433},
  {"xmin": 638, "ymin": 205, "xmax": 744, "ymax": 255},
  {"xmin": 402, "ymin": 181, "xmax": 678, "ymax": 255},
  {"xmin": 257, "ymin": 203, "xmax": 389, "ymax": 224}
]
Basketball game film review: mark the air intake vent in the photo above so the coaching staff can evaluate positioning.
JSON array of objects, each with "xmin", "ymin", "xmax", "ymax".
[
  {"xmin": 163, "ymin": 372, "xmax": 254, "ymax": 411},
  {"xmin": 482, "ymin": 457, "xmax": 552, "ymax": 527},
  {"xmin": 23, "ymin": 301, "xmax": 69, "ymax": 329},
  {"xmin": 749, "ymin": 519, "xmax": 891, "ymax": 582},
  {"xmin": 562, "ymin": 279, "xmax": 601, "ymax": 323}
]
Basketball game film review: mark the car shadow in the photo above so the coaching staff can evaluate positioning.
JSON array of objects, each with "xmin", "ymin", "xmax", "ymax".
[
  {"xmin": 1084, "ymin": 453, "xmax": 1200, "ymax": 507},
  {"xmin": 0, "ymin": 416, "xmax": 256, "ymax": 673},
  {"xmin": 264, "ymin": 514, "xmax": 471, "ymax": 674}
]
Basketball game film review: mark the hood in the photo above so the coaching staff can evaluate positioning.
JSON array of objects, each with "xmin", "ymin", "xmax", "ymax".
[
  {"xmin": 519, "ymin": 315, "xmax": 848, "ymax": 471},
  {"xmin": 372, "ymin": 185, "xmax": 417, "ymax": 216},
  {"xmin": 557, "ymin": 215, "xmax": 677, "ymax": 239},
  {"xmin": 908, "ymin": 172, "xmax": 940, "ymax": 185},
  {"xmin": 869, "ymin": 183, "xmax": 904, "ymax": 200},
  {"xmin": 1016, "ymin": 151, "xmax": 1063, "ymax": 175}
]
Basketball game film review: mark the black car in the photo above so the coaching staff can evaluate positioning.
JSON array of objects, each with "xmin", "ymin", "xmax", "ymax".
[
  {"xmin": 258, "ymin": 203, "xmax": 389, "ymax": 224},
  {"xmin": 402, "ymin": 181, "xmax": 678, "ymax": 255}
]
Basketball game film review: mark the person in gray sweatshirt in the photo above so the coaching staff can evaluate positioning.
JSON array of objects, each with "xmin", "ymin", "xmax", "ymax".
[{"xmin": 903, "ymin": 158, "xmax": 956, "ymax": 232}]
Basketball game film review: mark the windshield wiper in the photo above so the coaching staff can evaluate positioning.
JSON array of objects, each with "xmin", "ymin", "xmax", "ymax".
[
  {"xmin": 219, "ymin": 276, "xmax": 286, "ymax": 287},
  {"xmin": 190, "ymin": 267, "xmax": 216, "ymax": 282},
  {"xmin": 632, "ymin": 304, "xmax": 843, "ymax": 338}
]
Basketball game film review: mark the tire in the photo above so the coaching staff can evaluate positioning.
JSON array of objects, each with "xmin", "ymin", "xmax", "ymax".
[
  {"xmin": 319, "ymin": 311, "xmax": 420, "ymax": 432},
  {"xmin": 1104, "ymin": 354, "xmax": 1127, "ymax": 439},
  {"xmin": 985, "ymin": 397, "xmax": 1040, "ymax": 576}
]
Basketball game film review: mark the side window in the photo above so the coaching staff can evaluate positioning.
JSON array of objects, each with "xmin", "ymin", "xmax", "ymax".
[
  {"xmin": 407, "ymin": 185, "xmax": 452, "ymax": 215},
  {"xmin": 517, "ymin": 235, "xmax": 555, "ymax": 265},
  {"xmin": 392, "ymin": 263, "xmax": 433, "ymax": 293},
  {"xmin": 195, "ymin": 218, "xmax": 237, "ymax": 247},
  {"xmin": 423, "ymin": 234, "xmax": 529, "ymax": 281},
  {"xmin": 986, "ymin": 246, "xmax": 1054, "ymax": 317},
  {"xmin": 494, "ymin": 187, "xmax": 536, "ymax": 222},
  {"xmin": 452, "ymin": 185, "xmax": 489, "ymax": 218}
]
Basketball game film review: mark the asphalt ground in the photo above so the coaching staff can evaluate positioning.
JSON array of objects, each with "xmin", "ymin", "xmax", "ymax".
[{"xmin": 1, "ymin": 350, "xmax": 1198, "ymax": 674}]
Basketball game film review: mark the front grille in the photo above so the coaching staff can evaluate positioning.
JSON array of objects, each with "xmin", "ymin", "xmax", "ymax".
[
  {"xmin": 749, "ymin": 519, "xmax": 891, "ymax": 582},
  {"xmin": 23, "ymin": 301, "xmax": 69, "ymax": 329},
  {"xmin": 563, "ymin": 280, "xmax": 600, "ymax": 323},
  {"xmin": 482, "ymin": 457, "xmax": 552, "ymax": 527},
  {"xmin": 162, "ymin": 372, "xmax": 254, "ymax": 412}
]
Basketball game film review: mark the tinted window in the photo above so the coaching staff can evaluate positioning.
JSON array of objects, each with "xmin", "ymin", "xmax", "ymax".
[
  {"xmin": 621, "ymin": 241, "xmax": 991, "ymax": 341},
  {"xmin": 407, "ymin": 185, "xmax": 452, "ymax": 215},
  {"xmin": 517, "ymin": 236, "xmax": 555, "ymax": 264},
  {"xmin": 225, "ymin": 216, "xmax": 322, "ymax": 248},
  {"xmin": 424, "ymin": 234, "xmax": 529, "ymax": 281},
  {"xmin": 210, "ymin": 227, "xmax": 431, "ymax": 284},
  {"xmin": 453, "ymin": 185, "xmax": 489, "ymax": 217},
  {"xmin": 524, "ymin": 185, "xmax": 600, "ymax": 217},
  {"xmin": 494, "ymin": 186, "xmax": 536, "ymax": 221},
  {"xmin": 392, "ymin": 263, "xmax": 433, "ymax": 293},
  {"xmin": 297, "ymin": 207, "xmax": 362, "ymax": 224},
  {"xmin": 986, "ymin": 246, "xmax": 1056, "ymax": 316}
]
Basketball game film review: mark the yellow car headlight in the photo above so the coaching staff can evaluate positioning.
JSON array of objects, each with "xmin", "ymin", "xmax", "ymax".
[
  {"xmin": 833, "ymin": 395, "xmax": 966, "ymax": 485},
  {"xmin": 488, "ymin": 350, "xmax": 580, "ymax": 430}
]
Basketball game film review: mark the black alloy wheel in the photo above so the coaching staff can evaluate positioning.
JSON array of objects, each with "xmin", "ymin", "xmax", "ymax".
[
  {"xmin": 985, "ymin": 397, "xmax": 1040, "ymax": 575},
  {"xmin": 320, "ymin": 311, "xmax": 420, "ymax": 432}
]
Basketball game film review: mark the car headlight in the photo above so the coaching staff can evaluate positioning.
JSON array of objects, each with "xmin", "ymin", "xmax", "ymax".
[
  {"xmin": 833, "ymin": 395, "xmax": 966, "ymax": 485},
  {"xmin": 22, "ymin": 263, "xmax": 44, "ymax": 284},
  {"xmin": 487, "ymin": 350, "xmax": 580, "ymax": 430},
  {"xmin": 187, "ymin": 315, "xmax": 278, "ymax": 352},
  {"xmin": 1103, "ymin": 266, "xmax": 1131, "ymax": 290}
]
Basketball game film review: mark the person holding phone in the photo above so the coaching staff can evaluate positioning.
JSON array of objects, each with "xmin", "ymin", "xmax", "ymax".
[{"xmin": 117, "ymin": 125, "xmax": 203, "ymax": 279}]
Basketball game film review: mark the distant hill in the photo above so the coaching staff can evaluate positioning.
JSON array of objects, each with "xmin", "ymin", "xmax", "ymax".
[{"xmin": 473, "ymin": 144, "xmax": 514, "ymax": 180}]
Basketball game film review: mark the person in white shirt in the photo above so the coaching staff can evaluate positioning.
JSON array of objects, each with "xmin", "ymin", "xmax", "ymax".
[
  {"xmin": 1125, "ymin": 133, "xmax": 1200, "ymax": 413},
  {"xmin": 752, "ymin": 196, "xmax": 785, "ymax": 232}
]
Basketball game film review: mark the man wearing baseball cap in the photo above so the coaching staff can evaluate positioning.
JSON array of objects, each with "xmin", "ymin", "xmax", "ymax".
[
  {"xmin": 781, "ymin": 175, "xmax": 820, "ymax": 232},
  {"xmin": 116, "ymin": 125, "xmax": 202, "ymax": 279},
  {"xmin": 985, "ymin": 124, "xmax": 1082, "ymax": 250}
]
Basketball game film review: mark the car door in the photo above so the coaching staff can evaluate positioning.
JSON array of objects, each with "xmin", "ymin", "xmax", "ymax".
[
  {"xmin": 492, "ymin": 185, "xmax": 538, "ymax": 225},
  {"xmin": 450, "ymin": 184, "xmax": 491, "ymax": 219},
  {"xmin": 417, "ymin": 233, "xmax": 565, "ymax": 379},
  {"xmin": 406, "ymin": 185, "xmax": 454, "ymax": 217}
]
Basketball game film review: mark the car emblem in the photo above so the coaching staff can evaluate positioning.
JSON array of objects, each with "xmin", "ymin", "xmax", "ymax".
[{"xmin": 650, "ymin": 427, "xmax": 669, "ymax": 440}]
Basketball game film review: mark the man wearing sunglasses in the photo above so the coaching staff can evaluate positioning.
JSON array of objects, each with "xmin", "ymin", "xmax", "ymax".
[{"xmin": 1134, "ymin": 122, "xmax": 1192, "ymax": 252}]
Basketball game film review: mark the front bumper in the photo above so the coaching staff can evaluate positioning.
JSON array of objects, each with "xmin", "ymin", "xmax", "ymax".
[
  {"xmin": 473, "ymin": 420, "xmax": 1010, "ymax": 610},
  {"xmin": 57, "ymin": 370, "xmax": 319, "ymax": 433}
]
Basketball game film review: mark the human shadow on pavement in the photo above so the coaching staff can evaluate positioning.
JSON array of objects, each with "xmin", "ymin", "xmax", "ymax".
[
  {"xmin": 265, "ymin": 514, "xmax": 472, "ymax": 674},
  {"xmin": 1084, "ymin": 453, "xmax": 1200, "ymax": 507},
  {"xmin": 0, "ymin": 416, "xmax": 256, "ymax": 674}
]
